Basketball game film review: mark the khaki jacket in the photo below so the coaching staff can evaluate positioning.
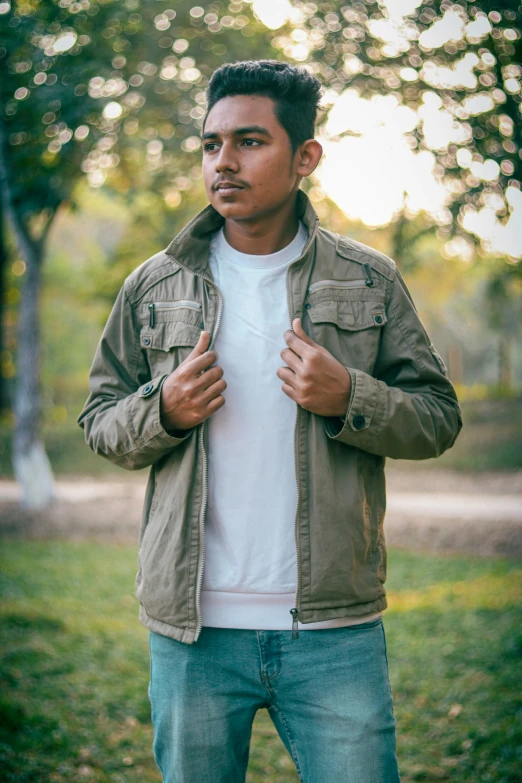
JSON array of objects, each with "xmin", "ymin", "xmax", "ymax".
[{"xmin": 77, "ymin": 189, "xmax": 462, "ymax": 644}]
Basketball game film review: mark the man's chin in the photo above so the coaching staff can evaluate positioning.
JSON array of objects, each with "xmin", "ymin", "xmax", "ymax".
[{"xmin": 209, "ymin": 199, "xmax": 256, "ymax": 221}]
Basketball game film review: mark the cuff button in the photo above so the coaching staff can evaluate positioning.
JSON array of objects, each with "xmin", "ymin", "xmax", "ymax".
[
  {"xmin": 143, "ymin": 336, "xmax": 151, "ymax": 346},
  {"xmin": 353, "ymin": 414, "xmax": 366, "ymax": 430},
  {"xmin": 142, "ymin": 383, "xmax": 154, "ymax": 396}
]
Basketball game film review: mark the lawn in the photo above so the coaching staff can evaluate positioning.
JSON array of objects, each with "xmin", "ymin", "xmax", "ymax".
[{"xmin": 0, "ymin": 540, "xmax": 521, "ymax": 782}]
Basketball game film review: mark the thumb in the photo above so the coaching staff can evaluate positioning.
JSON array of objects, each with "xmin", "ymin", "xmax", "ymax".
[
  {"xmin": 293, "ymin": 317, "xmax": 315, "ymax": 345},
  {"xmin": 186, "ymin": 329, "xmax": 211, "ymax": 359}
]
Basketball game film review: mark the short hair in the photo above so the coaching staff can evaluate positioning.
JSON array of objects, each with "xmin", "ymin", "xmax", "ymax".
[{"xmin": 203, "ymin": 59, "xmax": 323, "ymax": 155}]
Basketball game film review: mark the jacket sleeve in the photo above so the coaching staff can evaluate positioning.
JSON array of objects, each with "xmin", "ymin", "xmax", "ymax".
[
  {"xmin": 76, "ymin": 281, "xmax": 193, "ymax": 471},
  {"xmin": 323, "ymin": 267, "xmax": 462, "ymax": 459}
]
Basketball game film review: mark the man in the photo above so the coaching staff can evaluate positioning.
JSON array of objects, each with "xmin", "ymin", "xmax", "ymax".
[{"xmin": 78, "ymin": 60, "xmax": 462, "ymax": 783}]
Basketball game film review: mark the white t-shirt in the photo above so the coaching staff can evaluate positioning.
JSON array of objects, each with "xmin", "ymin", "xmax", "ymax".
[{"xmin": 200, "ymin": 220, "xmax": 381, "ymax": 631}]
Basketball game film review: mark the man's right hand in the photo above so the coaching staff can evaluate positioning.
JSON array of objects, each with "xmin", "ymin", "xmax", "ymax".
[{"xmin": 159, "ymin": 331, "xmax": 226, "ymax": 435}]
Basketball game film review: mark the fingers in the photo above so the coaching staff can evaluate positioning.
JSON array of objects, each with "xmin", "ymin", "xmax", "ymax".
[
  {"xmin": 187, "ymin": 330, "xmax": 211, "ymax": 360},
  {"xmin": 187, "ymin": 346, "xmax": 219, "ymax": 375},
  {"xmin": 284, "ymin": 321, "xmax": 314, "ymax": 359},
  {"xmin": 195, "ymin": 364, "xmax": 224, "ymax": 391},
  {"xmin": 292, "ymin": 317, "xmax": 315, "ymax": 344},
  {"xmin": 280, "ymin": 346, "xmax": 301, "ymax": 373},
  {"xmin": 277, "ymin": 365, "xmax": 297, "ymax": 388},
  {"xmin": 204, "ymin": 393, "xmax": 226, "ymax": 416},
  {"xmin": 201, "ymin": 377, "xmax": 227, "ymax": 407},
  {"xmin": 281, "ymin": 382, "xmax": 297, "ymax": 402}
]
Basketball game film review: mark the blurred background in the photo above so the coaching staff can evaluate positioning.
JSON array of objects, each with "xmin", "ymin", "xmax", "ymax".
[{"xmin": 0, "ymin": 2, "xmax": 521, "ymax": 782}]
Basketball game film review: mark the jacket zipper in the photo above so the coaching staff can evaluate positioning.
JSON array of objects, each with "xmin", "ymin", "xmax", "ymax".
[
  {"xmin": 286, "ymin": 215, "xmax": 320, "ymax": 640},
  {"xmin": 194, "ymin": 283, "xmax": 223, "ymax": 643},
  {"xmin": 192, "ymin": 277, "xmax": 223, "ymax": 643},
  {"xmin": 172, "ymin": 213, "xmax": 319, "ymax": 643},
  {"xmin": 148, "ymin": 300, "xmax": 202, "ymax": 328},
  {"xmin": 308, "ymin": 278, "xmax": 368, "ymax": 293},
  {"xmin": 159, "ymin": 261, "xmax": 224, "ymax": 643}
]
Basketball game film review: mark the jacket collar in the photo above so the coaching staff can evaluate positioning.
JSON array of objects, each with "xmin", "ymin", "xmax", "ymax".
[{"xmin": 165, "ymin": 188, "xmax": 320, "ymax": 276}]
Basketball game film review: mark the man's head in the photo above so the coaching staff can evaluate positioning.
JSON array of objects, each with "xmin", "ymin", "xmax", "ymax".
[{"xmin": 201, "ymin": 60, "xmax": 323, "ymax": 223}]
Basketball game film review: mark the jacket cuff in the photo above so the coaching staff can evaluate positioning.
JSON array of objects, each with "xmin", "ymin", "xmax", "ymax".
[
  {"xmin": 131, "ymin": 374, "xmax": 194, "ymax": 449},
  {"xmin": 324, "ymin": 368, "xmax": 383, "ymax": 448}
]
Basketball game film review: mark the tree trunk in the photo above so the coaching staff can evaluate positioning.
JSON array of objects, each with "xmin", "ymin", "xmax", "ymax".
[
  {"xmin": 0, "ymin": 202, "xmax": 8, "ymax": 413},
  {"xmin": 11, "ymin": 236, "xmax": 55, "ymax": 508},
  {"xmin": 0, "ymin": 124, "xmax": 56, "ymax": 509}
]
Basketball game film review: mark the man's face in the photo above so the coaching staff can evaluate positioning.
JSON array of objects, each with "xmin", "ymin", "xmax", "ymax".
[{"xmin": 201, "ymin": 94, "xmax": 300, "ymax": 221}]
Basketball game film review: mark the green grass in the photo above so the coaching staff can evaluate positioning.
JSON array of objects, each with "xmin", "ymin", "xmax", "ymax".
[
  {"xmin": 1, "ymin": 397, "xmax": 521, "ymax": 477},
  {"xmin": 0, "ymin": 542, "xmax": 521, "ymax": 782}
]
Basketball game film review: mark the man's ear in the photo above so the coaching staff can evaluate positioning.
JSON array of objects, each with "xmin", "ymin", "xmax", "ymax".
[{"xmin": 297, "ymin": 139, "xmax": 323, "ymax": 178}]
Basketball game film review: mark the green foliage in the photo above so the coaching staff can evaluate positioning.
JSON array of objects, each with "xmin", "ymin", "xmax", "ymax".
[
  {"xmin": 0, "ymin": 541, "xmax": 520, "ymax": 781},
  {"xmin": 274, "ymin": 1, "xmax": 522, "ymax": 253},
  {"xmin": 2, "ymin": 1, "xmax": 520, "ymax": 248},
  {"xmin": 0, "ymin": 0, "xmax": 275, "ymax": 229}
]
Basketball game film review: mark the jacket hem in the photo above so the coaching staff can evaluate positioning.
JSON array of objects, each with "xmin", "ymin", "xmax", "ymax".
[
  {"xmin": 297, "ymin": 594, "xmax": 388, "ymax": 623},
  {"xmin": 139, "ymin": 604, "xmax": 198, "ymax": 644},
  {"xmin": 139, "ymin": 596, "xmax": 388, "ymax": 641}
]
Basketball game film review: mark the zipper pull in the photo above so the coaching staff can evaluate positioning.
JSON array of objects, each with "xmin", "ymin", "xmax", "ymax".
[
  {"xmin": 290, "ymin": 607, "xmax": 299, "ymax": 640},
  {"xmin": 149, "ymin": 302, "xmax": 155, "ymax": 328},
  {"xmin": 363, "ymin": 262, "xmax": 375, "ymax": 288}
]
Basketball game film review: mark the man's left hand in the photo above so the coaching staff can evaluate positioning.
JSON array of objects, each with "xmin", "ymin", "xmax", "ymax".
[{"xmin": 277, "ymin": 318, "xmax": 352, "ymax": 418}]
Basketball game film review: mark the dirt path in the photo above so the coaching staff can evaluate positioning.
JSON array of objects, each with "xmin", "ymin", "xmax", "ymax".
[{"xmin": 1, "ymin": 467, "xmax": 521, "ymax": 558}]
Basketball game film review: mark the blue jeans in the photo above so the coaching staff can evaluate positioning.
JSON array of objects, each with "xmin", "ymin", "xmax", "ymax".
[{"xmin": 148, "ymin": 616, "xmax": 401, "ymax": 782}]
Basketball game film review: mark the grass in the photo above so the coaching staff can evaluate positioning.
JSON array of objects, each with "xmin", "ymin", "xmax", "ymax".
[
  {"xmin": 0, "ymin": 541, "xmax": 521, "ymax": 782},
  {"xmin": 1, "ymin": 397, "xmax": 521, "ymax": 477}
]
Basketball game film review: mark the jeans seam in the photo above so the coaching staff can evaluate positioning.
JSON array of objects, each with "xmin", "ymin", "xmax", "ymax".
[
  {"xmin": 148, "ymin": 632, "xmax": 153, "ymax": 708},
  {"xmin": 269, "ymin": 704, "xmax": 305, "ymax": 783},
  {"xmin": 380, "ymin": 620, "xmax": 389, "ymax": 667}
]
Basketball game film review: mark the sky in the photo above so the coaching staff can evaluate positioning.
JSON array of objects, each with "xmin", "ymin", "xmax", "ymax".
[{"xmin": 251, "ymin": 0, "xmax": 522, "ymax": 261}]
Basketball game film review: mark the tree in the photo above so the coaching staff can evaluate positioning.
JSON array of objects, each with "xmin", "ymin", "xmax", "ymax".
[
  {"xmin": 0, "ymin": 0, "xmax": 273, "ymax": 507},
  {"xmin": 266, "ymin": 0, "xmax": 521, "ymax": 261}
]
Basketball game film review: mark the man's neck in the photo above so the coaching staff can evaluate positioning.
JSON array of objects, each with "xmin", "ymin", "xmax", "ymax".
[{"xmin": 222, "ymin": 193, "xmax": 300, "ymax": 256}]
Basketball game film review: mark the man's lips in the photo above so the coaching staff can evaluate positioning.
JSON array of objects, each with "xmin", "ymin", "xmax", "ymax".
[{"xmin": 214, "ymin": 182, "xmax": 245, "ymax": 195}]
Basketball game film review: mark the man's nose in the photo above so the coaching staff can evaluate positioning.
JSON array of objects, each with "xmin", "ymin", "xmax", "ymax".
[{"xmin": 215, "ymin": 141, "xmax": 239, "ymax": 172}]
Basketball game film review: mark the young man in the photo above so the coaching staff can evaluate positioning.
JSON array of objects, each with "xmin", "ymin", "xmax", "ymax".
[{"xmin": 78, "ymin": 60, "xmax": 462, "ymax": 783}]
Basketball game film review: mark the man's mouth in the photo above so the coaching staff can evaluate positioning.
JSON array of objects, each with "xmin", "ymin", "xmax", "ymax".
[{"xmin": 215, "ymin": 182, "xmax": 244, "ymax": 196}]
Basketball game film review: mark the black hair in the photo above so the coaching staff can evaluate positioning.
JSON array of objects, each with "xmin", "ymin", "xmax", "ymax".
[{"xmin": 203, "ymin": 59, "xmax": 323, "ymax": 156}]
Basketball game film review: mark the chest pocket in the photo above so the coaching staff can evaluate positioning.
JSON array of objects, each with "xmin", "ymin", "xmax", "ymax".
[
  {"xmin": 139, "ymin": 300, "xmax": 204, "ymax": 377},
  {"xmin": 306, "ymin": 297, "xmax": 387, "ymax": 376},
  {"xmin": 307, "ymin": 300, "xmax": 387, "ymax": 331}
]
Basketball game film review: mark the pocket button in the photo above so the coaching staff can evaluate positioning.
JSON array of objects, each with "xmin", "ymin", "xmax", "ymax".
[
  {"xmin": 143, "ymin": 336, "xmax": 151, "ymax": 346},
  {"xmin": 353, "ymin": 414, "xmax": 366, "ymax": 430}
]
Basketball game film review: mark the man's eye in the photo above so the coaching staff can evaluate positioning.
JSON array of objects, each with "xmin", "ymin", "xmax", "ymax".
[
  {"xmin": 203, "ymin": 143, "xmax": 218, "ymax": 152},
  {"xmin": 243, "ymin": 139, "xmax": 261, "ymax": 146}
]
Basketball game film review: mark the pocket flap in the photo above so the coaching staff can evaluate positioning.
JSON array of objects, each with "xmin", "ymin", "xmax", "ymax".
[
  {"xmin": 308, "ymin": 300, "xmax": 387, "ymax": 331},
  {"xmin": 141, "ymin": 321, "xmax": 202, "ymax": 351}
]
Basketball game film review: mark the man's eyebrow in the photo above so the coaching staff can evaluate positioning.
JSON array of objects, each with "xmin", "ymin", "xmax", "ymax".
[{"xmin": 201, "ymin": 125, "xmax": 273, "ymax": 141}]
